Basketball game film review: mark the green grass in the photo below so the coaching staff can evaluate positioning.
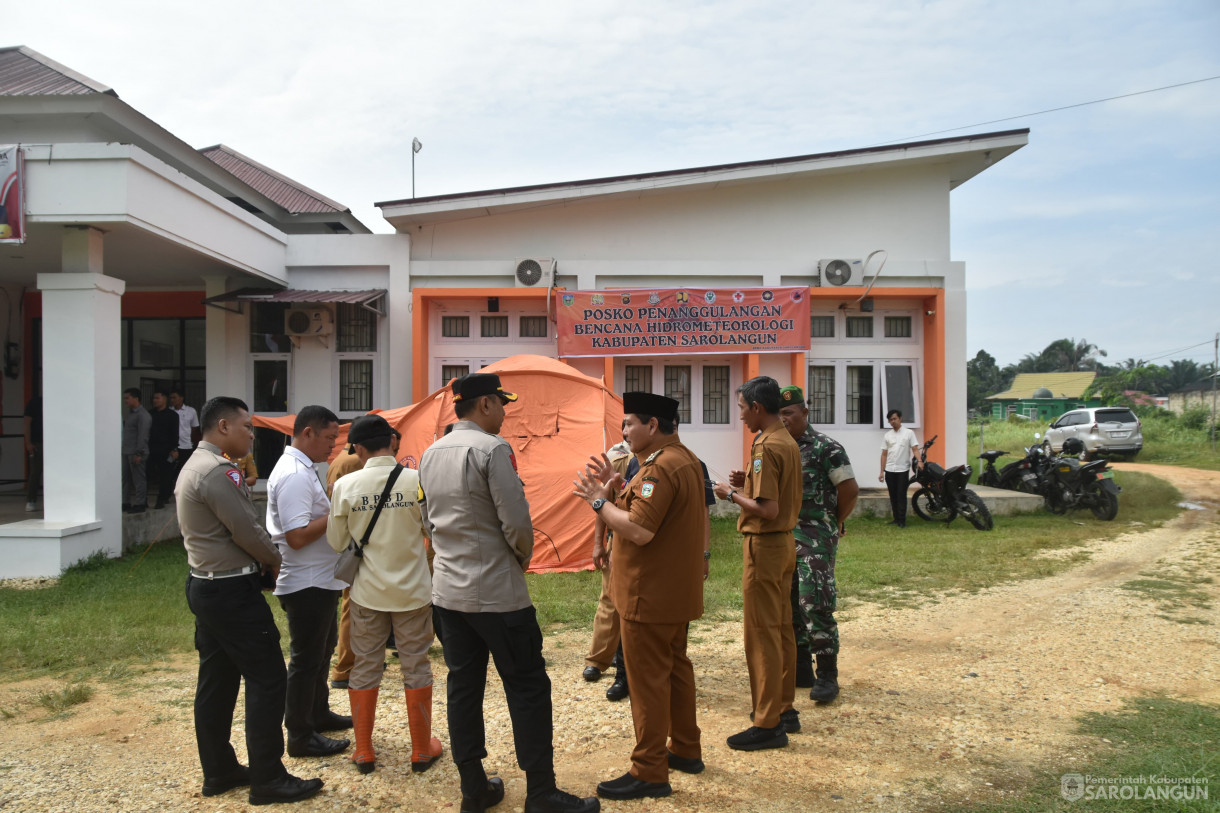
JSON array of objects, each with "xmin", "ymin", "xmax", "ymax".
[
  {"xmin": 968, "ymin": 415, "xmax": 1220, "ymax": 472},
  {"xmin": 36, "ymin": 683, "xmax": 94, "ymax": 714},
  {"xmin": 949, "ymin": 697, "xmax": 1219, "ymax": 811}
]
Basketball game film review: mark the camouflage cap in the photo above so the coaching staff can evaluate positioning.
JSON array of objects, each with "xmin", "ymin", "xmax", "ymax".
[{"xmin": 780, "ymin": 385, "xmax": 805, "ymax": 405}]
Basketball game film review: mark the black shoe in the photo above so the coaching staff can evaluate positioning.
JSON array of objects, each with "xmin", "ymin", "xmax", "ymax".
[
  {"xmin": 886, "ymin": 519, "xmax": 899, "ymax": 525},
  {"xmin": 287, "ymin": 732, "xmax": 350, "ymax": 757},
  {"xmin": 666, "ymin": 751, "xmax": 705, "ymax": 774},
  {"xmin": 605, "ymin": 672, "xmax": 628, "ymax": 702},
  {"xmin": 582, "ymin": 666, "xmax": 602, "ymax": 682},
  {"xmin": 202, "ymin": 765, "xmax": 250, "ymax": 797},
  {"xmin": 781, "ymin": 708, "xmax": 801, "ymax": 733},
  {"xmin": 461, "ymin": 776, "xmax": 505, "ymax": 813},
  {"xmin": 726, "ymin": 724, "xmax": 788, "ymax": 752},
  {"xmin": 330, "ymin": 679, "xmax": 350, "ymax": 689},
  {"xmin": 810, "ymin": 676, "xmax": 840, "ymax": 703},
  {"xmin": 318, "ymin": 711, "xmax": 353, "ymax": 731},
  {"xmin": 523, "ymin": 788, "xmax": 600, "ymax": 813},
  {"xmin": 248, "ymin": 775, "xmax": 324, "ymax": 806},
  {"xmin": 596, "ymin": 772, "xmax": 671, "ymax": 800}
]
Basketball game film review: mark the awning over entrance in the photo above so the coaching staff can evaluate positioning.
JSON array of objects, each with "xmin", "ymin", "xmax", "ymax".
[{"xmin": 203, "ymin": 287, "xmax": 387, "ymax": 315}]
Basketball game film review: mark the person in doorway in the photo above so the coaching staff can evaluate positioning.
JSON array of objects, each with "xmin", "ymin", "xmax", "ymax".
[
  {"xmin": 778, "ymin": 386, "xmax": 858, "ymax": 705},
  {"xmin": 879, "ymin": 409, "xmax": 920, "ymax": 528},
  {"xmin": 573, "ymin": 392, "xmax": 706, "ymax": 801},
  {"xmin": 121, "ymin": 388, "xmax": 151, "ymax": 513},
  {"xmin": 170, "ymin": 388, "xmax": 201, "ymax": 480},
  {"xmin": 149, "ymin": 390, "xmax": 180, "ymax": 509},
  {"xmin": 179, "ymin": 396, "xmax": 323, "ymax": 805},
  {"xmin": 712, "ymin": 376, "xmax": 802, "ymax": 751},
  {"xmin": 328, "ymin": 415, "xmax": 441, "ymax": 775},
  {"xmin": 267, "ymin": 405, "xmax": 351, "ymax": 758},
  {"xmin": 420, "ymin": 373, "xmax": 598, "ymax": 813},
  {"xmin": 23, "ymin": 395, "xmax": 42, "ymax": 512}
]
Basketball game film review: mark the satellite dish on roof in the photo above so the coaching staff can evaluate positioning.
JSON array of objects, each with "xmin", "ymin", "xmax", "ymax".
[{"xmin": 1032, "ymin": 387, "xmax": 1053, "ymax": 398}]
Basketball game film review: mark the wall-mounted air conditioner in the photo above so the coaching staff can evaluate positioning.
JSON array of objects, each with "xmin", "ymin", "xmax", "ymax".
[
  {"xmin": 816, "ymin": 258, "xmax": 864, "ymax": 287},
  {"xmin": 284, "ymin": 306, "xmax": 335, "ymax": 336},
  {"xmin": 514, "ymin": 258, "xmax": 556, "ymax": 288}
]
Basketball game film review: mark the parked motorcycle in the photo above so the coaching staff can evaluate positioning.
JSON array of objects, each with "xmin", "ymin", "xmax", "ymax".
[
  {"xmin": 1040, "ymin": 436, "xmax": 1121, "ymax": 521},
  {"xmin": 977, "ymin": 442, "xmax": 1052, "ymax": 494},
  {"xmin": 910, "ymin": 436, "xmax": 994, "ymax": 530}
]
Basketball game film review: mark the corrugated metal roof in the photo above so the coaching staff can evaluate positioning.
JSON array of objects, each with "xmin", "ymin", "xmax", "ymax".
[
  {"xmin": 199, "ymin": 144, "xmax": 347, "ymax": 214},
  {"xmin": 988, "ymin": 372, "xmax": 1098, "ymax": 400},
  {"xmin": 203, "ymin": 288, "xmax": 386, "ymax": 310},
  {"xmin": 0, "ymin": 46, "xmax": 116, "ymax": 97}
]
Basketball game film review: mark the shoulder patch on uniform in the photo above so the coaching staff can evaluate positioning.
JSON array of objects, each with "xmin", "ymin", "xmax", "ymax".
[
  {"xmin": 640, "ymin": 482, "xmax": 655, "ymax": 498},
  {"xmin": 226, "ymin": 468, "xmax": 243, "ymax": 487},
  {"xmin": 641, "ymin": 475, "xmax": 659, "ymax": 483},
  {"xmin": 753, "ymin": 458, "xmax": 763, "ymax": 474}
]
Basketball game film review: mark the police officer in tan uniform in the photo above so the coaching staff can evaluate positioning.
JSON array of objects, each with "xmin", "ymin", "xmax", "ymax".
[
  {"xmin": 574, "ymin": 392, "xmax": 706, "ymax": 801},
  {"xmin": 713, "ymin": 376, "xmax": 802, "ymax": 751},
  {"xmin": 179, "ymin": 396, "xmax": 323, "ymax": 806}
]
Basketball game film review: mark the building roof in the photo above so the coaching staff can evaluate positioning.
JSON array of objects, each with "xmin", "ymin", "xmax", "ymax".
[
  {"xmin": 200, "ymin": 144, "xmax": 348, "ymax": 215},
  {"xmin": 0, "ymin": 46, "xmax": 115, "ymax": 97},
  {"xmin": 1172, "ymin": 374, "xmax": 1220, "ymax": 394},
  {"xmin": 988, "ymin": 372, "xmax": 1098, "ymax": 400}
]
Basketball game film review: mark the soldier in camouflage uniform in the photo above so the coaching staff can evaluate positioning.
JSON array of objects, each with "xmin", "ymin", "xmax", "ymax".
[{"xmin": 778, "ymin": 385, "xmax": 859, "ymax": 704}]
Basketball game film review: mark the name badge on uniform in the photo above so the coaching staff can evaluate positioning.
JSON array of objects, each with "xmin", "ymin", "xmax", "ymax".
[
  {"xmin": 640, "ymin": 483, "xmax": 655, "ymax": 498},
  {"xmin": 753, "ymin": 458, "xmax": 762, "ymax": 474}
]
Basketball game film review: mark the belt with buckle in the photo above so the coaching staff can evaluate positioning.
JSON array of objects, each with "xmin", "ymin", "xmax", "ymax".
[{"xmin": 190, "ymin": 563, "xmax": 259, "ymax": 580}]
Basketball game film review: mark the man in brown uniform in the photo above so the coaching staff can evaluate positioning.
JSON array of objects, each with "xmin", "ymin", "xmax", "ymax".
[
  {"xmin": 713, "ymin": 376, "xmax": 802, "ymax": 751},
  {"xmin": 179, "ymin": 396, "xmax": 323, "ymax": 805},
  {"xmin": 573, "ymin": 392, "xmax": 706, "ymax": 801}
]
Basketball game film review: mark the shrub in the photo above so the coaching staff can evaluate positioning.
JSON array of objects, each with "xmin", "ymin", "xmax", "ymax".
[{"xmin": 1179, "ymin": 404, "xmax": 1216, "ymax": 431}]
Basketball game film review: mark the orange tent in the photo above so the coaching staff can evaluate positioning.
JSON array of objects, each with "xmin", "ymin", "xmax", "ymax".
[{"xmin": 252, "ymin": 355, "xmax": 624, "ymax": 573}]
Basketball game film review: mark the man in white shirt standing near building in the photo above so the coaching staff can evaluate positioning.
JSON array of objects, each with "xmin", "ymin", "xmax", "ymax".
[
  {"xmin": 170, "ymin": 388, "xmax": 201, "ymax": 480},
  {"xmin": 878, "ymin": 409, "xmax": 920, "ymax": 528},
  {"xmin": 268, "ymin": 405, "xmax": 351, "ymax": 758}
]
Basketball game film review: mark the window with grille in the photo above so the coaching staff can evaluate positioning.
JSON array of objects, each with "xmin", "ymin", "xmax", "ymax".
[
  {"xmin": 481, "ymin": 315, "xmax": 509, "ymax": 338},
  {"xmin": 846, "ymin": 365, "xmax": 874, "ymax": 424},
  {"xmin": 625, "ymin": 365, "xmax": 653, "ymax": 393},
  {"xmin": 441, "ymin": 316, "xmax": 470, "ymax": 337},
  {"xmin": 845, "ymin": 316, "xmax": 874, "ymax": 338},
  {"xmin": 808, "ymin": 366, "xmax": 835, "ymax": 424},
  {"xmin": 336, "ymin": 303, "xmax": 377, "ymax": 352},
  {"xmin": 249, "ymin": 303, "xmax": 292, "ymax": 353},
  {"xmin": 442, "ymin": 365, "xmax": 469, "ymax": 386},
  {"xmin": 339, "ymin": 360, "xmax": 373, "ymax": 412},
  {"xmin": 811, "ymin": 315, "xmax": 835, "ymax": 339},
  {"xmin": 519, "ymin": 315, "xmax": 549, "ymax": 338},
  {"xmin": 703, "ymin": 366, "xmax": 730, "ymax": 424},
  {"xmin": 664, "ymin": 366, "xmax": 692, "ymax": 424},
  {"xmin": 884, "ymin": 316, "xmax": 912, "ymax": 338}
]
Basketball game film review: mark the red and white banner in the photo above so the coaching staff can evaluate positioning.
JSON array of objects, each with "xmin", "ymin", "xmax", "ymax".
[
  {"xmin": 556, "ymin": 287, "xmax": 811, "ymax": 357},
  {"xmin": 0, "ymin": 146, "xmax": 25, "ymax": 245}
]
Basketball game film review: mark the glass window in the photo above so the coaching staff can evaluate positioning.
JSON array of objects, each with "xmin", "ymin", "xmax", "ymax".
[
  {"xmin": 441, "ymin": 365, "xmax": 469, "ymax": 386},
  {"xmin": 132, "ymin": 320, "xmax": 180, "ymax": 369},
  {"xmin": 664, "ymin": 366, "xmax": 692, "ymax": 424},
  {"xmin": 625, "ymin": 365, "xmax": 653, "ymax": 393},
  {"xmin": 809, "ymin": 365, "xmax": 835, "ymax": 424},
  {"xmin": 884, "ymin": 316, "xmax": 912, "ymax": 338},
  {"xmin": 846, "ymin": 365, "xmax": 874, "ymax": 424},
  {"xmin": 883, "ymin": 365, "xmax": 914, "ymax": 426},
  {"xmin": 250, "ymin": 303, "xmax": 292, "ymax": 353},
  {"xmin": 441, "ymin": 316, "xmax": 470, "ymax": 338},
  {"xmin": 702, "ymin": 366, "xmax": 730, "ymax": 424},
  {"xmin": 252, "ymin": 359, "xmax": 288, "ymax": 413},
  {"xmin": 337, "ymin": 303, "xmax": 377, "ymax": 352},
  {"xmin": 481, "ymin": 315, "xmax": 509, "ymax": 338},
  {"xmin": 339, "ymin": 359, "xmax": 373, "ymax": 412},
  {"xmin": 845, "ymin": 316, "xmax": 874, "ymax": 338},
  {"xmin": 811, "ymin": 315, "xmax": 835, "ymax": 339},
  {"xmin": 253, "ymin": 427, "xmax": 287, "ymax": 486},
  {"xmin": 184, "ymin": 319, "xmax": 206, "ymax": 366},
  {"xmin": 519, "ymin": 315, "xmax": 549, "ymax": 338}
]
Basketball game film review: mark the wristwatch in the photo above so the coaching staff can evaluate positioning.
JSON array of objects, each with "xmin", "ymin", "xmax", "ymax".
[{"xmin": 591, "ymin": 498, "xmax": 606, "ymax": 512}]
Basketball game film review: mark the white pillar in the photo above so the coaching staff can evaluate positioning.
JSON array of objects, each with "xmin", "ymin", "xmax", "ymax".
[
  {"xmin": 203, "ymin": 275, "xmax": 231, "ymax": 400},
  {"xmin": 37, "ymin": 269, "xmax": 125, "ymax": 545}
]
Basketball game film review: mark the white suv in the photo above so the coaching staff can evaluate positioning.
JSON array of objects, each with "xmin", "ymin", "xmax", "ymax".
[{"xmin": 1044, "ymin": 407, "xmax": 1143, "ymax": 458}]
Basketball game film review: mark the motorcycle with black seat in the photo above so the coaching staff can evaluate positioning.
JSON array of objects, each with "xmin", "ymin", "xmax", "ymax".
[
  {"xmin": 910, "ymin": 436, "xmax": 994, "ymax": 531},
  {"xmin": 977, "ymin": 442, "xmax": 1052, "ymax": 494},
  {"xmin": 1040, "ymin": 436, "xmax": 1121, "ymax": 521}
]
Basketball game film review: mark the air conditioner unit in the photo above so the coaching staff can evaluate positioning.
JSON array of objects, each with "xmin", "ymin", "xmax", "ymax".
[
  {"xmin": 513, "ymin": 258, "xmax": 556, "ymax": 288},
  {"xmin": 284, "ymin": 306, "xmax": 334, "ymax": 336},
  {"xmin": 816, "ymin": 258, "xmax": 864, "ymax": 287}
]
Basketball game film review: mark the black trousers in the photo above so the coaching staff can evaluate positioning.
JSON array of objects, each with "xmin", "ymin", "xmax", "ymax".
[
  {"xmin": 885, "ymin": 470, "xmax": 910, "ymax": 524},
  {"xmin": 148, "ymin": 447, "xmax": 176, "ymax": 506},
  {"xmin": 277, "ymin": 587, "xmax": 341, "ymax": 742},
  {"xmin": 185, "ymin": 573, "xmax": 287, "ymax": 785},
  {"xmin": 434, "ymin": 605, "xmax": 555, "ymax": 793}
]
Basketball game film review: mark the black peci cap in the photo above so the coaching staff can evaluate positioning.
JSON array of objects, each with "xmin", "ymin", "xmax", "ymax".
[
  {"xmin": 623, "ymin": 391, "xmax": 679, "ymax": 421},
  {"xmin": 347, "ymin": 414, "xmax": 393, "ymax": 447},
  {"xmin": 452, "ymin": 373, "xmax": 518, "ymax": 403}
]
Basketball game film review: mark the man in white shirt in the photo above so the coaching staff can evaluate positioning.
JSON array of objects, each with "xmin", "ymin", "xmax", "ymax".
[
  {"xmin": 170, "ymin": 389, "xmax": 201, "ymax": 480},
  {"xmin": 878, "ymin": 409, "xmax": 920, "ymax": 528},
  {"xmin": 268, "ymin": 405, "xmax": 349, "ymax": 758}
]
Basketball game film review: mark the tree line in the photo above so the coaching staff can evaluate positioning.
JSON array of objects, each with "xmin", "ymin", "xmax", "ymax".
[{"xmin": 966, "ymin": 338, "xmax": 1217, "ymax": 412}]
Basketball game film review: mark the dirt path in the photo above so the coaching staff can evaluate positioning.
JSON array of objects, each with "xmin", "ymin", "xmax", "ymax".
[{"xmin": 1, "ymin": 466, "xmax": 1217, "ymax": 812}]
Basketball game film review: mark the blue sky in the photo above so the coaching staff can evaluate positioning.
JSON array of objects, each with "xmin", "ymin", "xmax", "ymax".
[{"xmin": 9, "ymin": 0, "xmax": 1219, "ymax": 369}]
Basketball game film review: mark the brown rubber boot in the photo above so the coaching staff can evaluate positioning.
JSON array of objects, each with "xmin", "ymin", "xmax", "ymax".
[
  {"xmin": 405, "ymin": 684, "xmax": 444, "ymax": 773},
  {"xmin": 348, "ymin": 687, "xmax": 379, "ymax": 774}
]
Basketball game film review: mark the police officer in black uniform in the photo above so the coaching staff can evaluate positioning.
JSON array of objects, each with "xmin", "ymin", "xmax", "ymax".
[{"xmin": 178, "ymin": 396, "xmax": 323, "ymax": 806}]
